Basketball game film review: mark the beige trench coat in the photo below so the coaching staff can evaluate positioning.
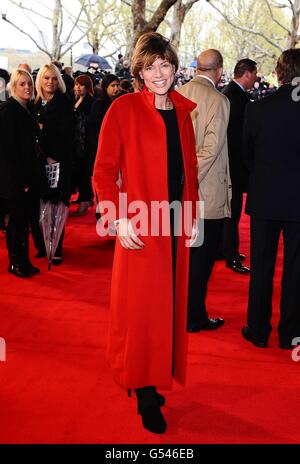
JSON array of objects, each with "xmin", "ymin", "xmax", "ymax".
[{"xmin": 178, "ymin": 76, "xmax": 232, "ymax": 219}]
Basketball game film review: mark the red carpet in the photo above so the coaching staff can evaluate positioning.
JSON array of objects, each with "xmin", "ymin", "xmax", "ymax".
[{"xmin": 0, "ymin": 203, "xmax": 299, "ymax": 444}]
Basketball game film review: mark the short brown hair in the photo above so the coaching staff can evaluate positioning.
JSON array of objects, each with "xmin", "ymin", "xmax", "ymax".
[
  {"xmin": 234, "ymin": 58, "xmax": 257, "ymax": 78},
  {"xmin": 276, "ymin": 49, "xmax": 300, "ymax": 84},
  {"xmin": 131, "ymin": 32, "xmax": 178, "ymax": 89},
  {"xmin": 75, "ymin": 74, "xmax": 94, "ymax": 96}
]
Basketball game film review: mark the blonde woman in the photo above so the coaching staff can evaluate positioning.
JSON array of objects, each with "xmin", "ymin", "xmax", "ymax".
[
  {"xmin": 34, "ymin": 63, "xmax": 74, "ymax": 264},
  {"xmin": 0, "ymin": 69, "xmax": 41, "ymax": 277}
]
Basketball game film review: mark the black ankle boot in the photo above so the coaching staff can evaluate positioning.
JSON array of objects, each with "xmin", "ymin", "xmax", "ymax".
[
  {"xmin": 128, "ymin": 388, "xmax": 165, "ymax": 407},
  {"xmin": 135, "ymin": 386, "xmax": 167, "ymax": 434}
]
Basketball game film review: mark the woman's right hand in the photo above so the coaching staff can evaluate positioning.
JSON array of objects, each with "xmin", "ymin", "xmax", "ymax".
[
  {"xmin": 46, "ymin": 156, "xmax": 57, "ymax": 165},
  {"xmin": 115, "ymin": 218, "xmax": 145, "ymax": 250}
]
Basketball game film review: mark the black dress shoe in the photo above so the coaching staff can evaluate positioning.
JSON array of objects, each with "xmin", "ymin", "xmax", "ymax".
[
  {"xmin": 242, "ymin": 325, "xmax": 268, "ymax": 348},
  {"xmin": 51, "ymin": 257, "xmax": 63, "ymax": 266},
  {"xmin": 8, "ymin": 264, "xmax": 31, "ymax": 278},
  {"xmin": 239, "ymin": 254, "xmax": 246, "ymax": 261},
  {"xmin": 226, "ymin": 259, "xmax": 250, "ymax": 274},
  {"xmin": 187, "ymin": 318, "xmax": 225, "ymax": 332}
]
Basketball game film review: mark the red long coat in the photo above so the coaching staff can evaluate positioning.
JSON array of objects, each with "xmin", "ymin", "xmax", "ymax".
[{"xmin": 93, "ymin": 88, "xmax": 198, "ymax": 390}]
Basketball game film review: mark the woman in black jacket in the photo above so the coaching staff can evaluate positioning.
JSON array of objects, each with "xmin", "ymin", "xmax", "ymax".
[
  {"xmin": 34, "ymin": 63, "xmax": 74, "ymax": 265},
  {"xmin": 0, "ymin": 69, "xmax": 41, "ymax": 277},
  {"xmin": 71, "ymin": 74, "xmax": 95, "ymax": 216},
  {"xmin": 88, "ymin": 74, "xmax": 120, "ymax": 165}
]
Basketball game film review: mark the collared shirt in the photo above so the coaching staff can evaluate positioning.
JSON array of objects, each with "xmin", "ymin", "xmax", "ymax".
[
  {"xmin": 196, "ymin": 74, "xmax": 215, "ymax": 88},
  {"xmin": 233, "ymin": 80, "xmax": 245, "ymax": 92}
]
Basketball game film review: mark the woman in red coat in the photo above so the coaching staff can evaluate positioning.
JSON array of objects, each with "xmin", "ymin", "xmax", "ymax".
[{"xmin": 93, "ymin": 32, "xmax": 199, "ymax": 434}]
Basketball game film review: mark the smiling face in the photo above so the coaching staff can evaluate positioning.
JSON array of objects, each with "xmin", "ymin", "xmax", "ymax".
[
  {"xmin": 139, "ymin": 57, "xmax": 175, "ymax": 96},
  {"xmin": 42, "ymin": 70, "xmax": 59, "ymax": 97},
  {"xmin": 14, "ymin": 74, "xmax": 33, "ymax": 103}
]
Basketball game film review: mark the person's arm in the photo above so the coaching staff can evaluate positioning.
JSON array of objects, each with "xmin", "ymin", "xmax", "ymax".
[{"xmin": 197, "ymin": 96, "xmax": 230, "ymax": 183}]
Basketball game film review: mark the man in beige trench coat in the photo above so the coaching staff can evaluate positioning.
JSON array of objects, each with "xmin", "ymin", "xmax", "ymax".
[{"xmin": 178, "ymin": 49, "xmax": 232, "ymax": 332}]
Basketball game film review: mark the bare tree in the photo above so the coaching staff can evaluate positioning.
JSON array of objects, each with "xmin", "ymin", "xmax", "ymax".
[
  {"xmin": 1, "ymin": 0, "xmax": 98, "ymax": 60},
  {"xmin": 207, "ymin": 0, "xmax": 300, "ymax": 52}
]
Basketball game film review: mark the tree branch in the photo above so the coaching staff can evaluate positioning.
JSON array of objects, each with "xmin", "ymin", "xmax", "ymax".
[
  {"xmin": 8, "ymin": 0, "xmax": 52, "ymax": 21},
  {"xmin": 208, "ymin": 0, "xmax": 283, "ymax": 51},
  {"xmin": 263, "ymin": 0, "xmax": 290, "ymax": 33},
  {"xmin": 1, "ymin": 14, "xmax": 51, "ymax": 57}
]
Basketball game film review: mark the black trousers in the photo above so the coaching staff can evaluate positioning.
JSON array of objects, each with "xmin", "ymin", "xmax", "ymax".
[
  {"xmin": 1, "ymin": 194, "xmax": 30, "ymax": 265},
  {"xmin": 222, "ymin": 187, "xmax": 243, "ymax": 261},
  {"xmin": 187, "ymin": 219, "xmax": 223, "ymax": 326},
  {"xmin": 72, "ymin": 156, "xmax": 94, "ymax": 202},
  {"xmin": 248, "ymin": 217, "xmax": 300, "ymax": 344}
]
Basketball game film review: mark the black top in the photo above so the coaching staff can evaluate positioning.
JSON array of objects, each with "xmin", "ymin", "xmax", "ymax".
[{"xmin": 157, "ymin": 108, "xmax": 184, "ymax": 204}]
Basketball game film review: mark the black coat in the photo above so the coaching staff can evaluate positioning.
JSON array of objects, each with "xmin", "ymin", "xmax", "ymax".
[
  {"xmin": 222, "ymin": 80, "xmax": 250, "ymax": 192},
  {"xmin": 88, "ymin": 95, "xmax": 112, "ymax": 163},
  {"xmin": 0, "ymin": 98, "xmax": 42, "ymax": 200},
  {"xmin": 74, "ymin": 93, "xmax": 94, "ymax": 159},
  {"xmin": 243, "ymin": 84, "xmax": 300, "ymax": 221},
  {"xmin": 34, "ymin": 91, "xmax": 75, "ymax": 202}
]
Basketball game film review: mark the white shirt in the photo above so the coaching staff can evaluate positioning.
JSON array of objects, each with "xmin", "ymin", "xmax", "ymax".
[
  {"xmin": 233, "ymin": 80, "xmax": 245, "ymax": 92},
  {"xmin": 196, "ymin": 74, "xmax": 216, "ymax": 88}
]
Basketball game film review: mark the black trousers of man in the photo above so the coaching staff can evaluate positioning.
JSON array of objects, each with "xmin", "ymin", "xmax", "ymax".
[
  {"xmin": 188, "ymin": 219, "xmax": 223, "ymax": 327},
  {"xmin": 247, "ymin": 217, "xmax": 300, "ymax": 345},
  {"xmin": 222, "ymin": 187, "xmax": 243, "ymax": 261}
]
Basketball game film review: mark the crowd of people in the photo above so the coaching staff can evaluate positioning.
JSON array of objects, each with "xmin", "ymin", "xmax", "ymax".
[{"xmin": 1, "ymin": 37, "xmax": 299, "ymax": 436}]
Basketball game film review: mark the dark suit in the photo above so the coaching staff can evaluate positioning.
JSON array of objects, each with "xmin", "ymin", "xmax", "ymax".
[
  {"xmin": 222, "ymin": 81, "xmax": 250, "ymax": 260},
  {"xmin": 244, "ymin": 84, "xmax": 300, "ymax": 345}
]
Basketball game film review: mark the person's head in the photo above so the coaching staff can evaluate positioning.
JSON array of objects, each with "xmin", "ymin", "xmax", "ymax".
[
  {"xmin": 131, "ymin": 32, "xmax": 178, "ymax": 93},
  {"xmin": 122, "ymin": 60, "xmax": 129, "ymax": 69},
  {"xmin": 18, "ymin": 63, "xmax": 32, "ymax": 74},
  {"xmin": 119, "ymin": 79, "xmax": 133, "ymax": 93},
  {"xmin": 100, "ymin": 73, "xmax": 120, "ymax": 99},
  {"xmin": 10, "ymin": 68, "xmax": 34, "ymax": 104},
  {"xmin": 233, "ymin": 58, "xmax": 257, "ymax": 90},
  {"xmin": 64, "ymin": 66, "xmax": 73, "ymax": 78},
  {"xmin": 275, "ymin": 49, "xmax": 300, "ymax": 85},
  {"xmin": 35, "ymin": 63, "xmax": 66, "ymax": 100},
  {"xmin": 196, "ymin": 49, "xmax": 223, "ymax": 85},
  {"xmin": 51, "ymin": 60, "xmax": 63, "ymax": 71},
  {"xmin": 74, "ymin": 74, "xmax": 94, "ymax": 97}
]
